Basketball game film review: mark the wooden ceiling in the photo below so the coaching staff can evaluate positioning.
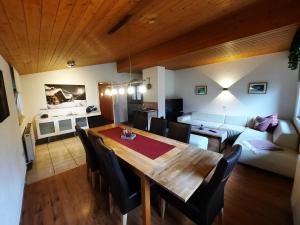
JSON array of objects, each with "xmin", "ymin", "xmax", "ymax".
[
  {"xmin": 161, "ymin": 24, "xmax": 299, "ymax": 70},
  {"xmin": 0, "ymin": 0, "xmax": 299, "ymax": 75}
]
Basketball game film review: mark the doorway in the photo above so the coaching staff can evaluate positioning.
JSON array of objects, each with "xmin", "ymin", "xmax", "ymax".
[{"xmin": 98, "ymin": 83, "xmax": 114, "ymax": 123}]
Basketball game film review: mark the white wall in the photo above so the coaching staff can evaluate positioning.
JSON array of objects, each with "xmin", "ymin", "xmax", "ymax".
[
  {"xmin": 143, "ymin": 66, "xmax": 166, "ymax": 117},
  {"xmin": 20, "ymin": 63, "xmax": 141, "ymax": 122},
  {"xmin": 0, "ymin": 56, "xmax": 26, "ymax": 225},
  {"xmin": 172, "ymin": 52, "xmax": 298, "ymax": 119},
  {"xmin": 165, "ymin": 69, "xmax": 177, "ymax": 99}
]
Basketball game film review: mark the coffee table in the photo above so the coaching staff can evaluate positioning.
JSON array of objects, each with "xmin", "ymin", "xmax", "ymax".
[{"xmin": 191, "ymin": 125, "xmax": 227, "ymax": 152}]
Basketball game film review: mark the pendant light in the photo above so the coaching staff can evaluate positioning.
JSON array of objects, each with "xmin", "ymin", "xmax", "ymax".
[{"xmin": 118, "ymin": 87, "xmax": 125, "ymax": 95}]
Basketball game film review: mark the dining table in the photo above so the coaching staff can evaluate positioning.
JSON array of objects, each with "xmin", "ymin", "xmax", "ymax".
[{"xmin": 89, "ymin": 123, "xmax": 223, "ymax": 225}]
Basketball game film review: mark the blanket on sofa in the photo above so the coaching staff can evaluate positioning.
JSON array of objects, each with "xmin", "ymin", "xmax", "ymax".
[{"xmin": 244, "ymin": 140, "xmax": 282, "ymax": 151}]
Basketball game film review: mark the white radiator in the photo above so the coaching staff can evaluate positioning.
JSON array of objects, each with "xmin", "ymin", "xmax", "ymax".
[{"xmin": 23, "ymin": 123, "xmax": 36, "ymax": 163}]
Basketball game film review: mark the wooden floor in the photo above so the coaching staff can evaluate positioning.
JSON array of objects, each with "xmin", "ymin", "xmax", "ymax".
[{"xmin": 21, "ymin": 162, "xmax": 293, "ymax": 225}]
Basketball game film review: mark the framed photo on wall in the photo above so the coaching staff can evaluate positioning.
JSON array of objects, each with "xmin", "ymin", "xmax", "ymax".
[
  {"xmin": 0, "ymin": 70, "xmax": 10, "ymax": 123},
  {"xmin": 44, "ymin": 84, "xmax": 87, "ymax": 109},
  {"xmin": 195, "ymin": 85, "xmax": 207, "ymax": 95},
  {"xmin": 248, "ymin": 82, "xmax": 267, "ymax": 94}
]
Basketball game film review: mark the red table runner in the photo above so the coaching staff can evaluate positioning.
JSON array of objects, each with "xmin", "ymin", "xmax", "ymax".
[{"xmin": 98, "ymin": 127, "xmax": 175, "ymax": 160}]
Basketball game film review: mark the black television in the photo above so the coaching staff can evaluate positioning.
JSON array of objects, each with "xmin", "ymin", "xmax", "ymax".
[{"xmin": 165, "ymin": 98, "xmax": 183, "ymax": 113}]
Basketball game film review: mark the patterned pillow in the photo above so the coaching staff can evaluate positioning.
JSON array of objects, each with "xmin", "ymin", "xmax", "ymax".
[
  {"xmin": 253, "ymin": 116, "xmax": 272, "ymax": 132},
  {"xmin": 266, "ymin": 114, "xmax": 279, "ymax": 131}
]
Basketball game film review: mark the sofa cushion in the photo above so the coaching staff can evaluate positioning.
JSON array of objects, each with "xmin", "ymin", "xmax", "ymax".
[
  {"xmin": 191, "ymin": 112, "xmax": 225, "ymax": 124},
  {"xmin": 219, "ymin": 124, "xmax": 246, "ymax": 140},
  {"xmin": 273, "ymin": 120, "xmax": 298, "ymax": 150},
  {"xmin": 224, "ymin": 115, "xmax": 248, "ymax": 126},
  {"xmin": 253, "ymin": 116, "xmax": 273, "ymax": 132},
  {"xmin": 192, "ymin": 120, "xmax": 222, "ymax": 129},
  {"xmin": 266, "ymin": 114, "xmax": 279, "ymax": 131}
]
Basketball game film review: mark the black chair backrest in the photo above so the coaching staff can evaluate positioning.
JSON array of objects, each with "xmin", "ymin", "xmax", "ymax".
[
  {"xmin": 75, "ymin": 125, "xmax": 98, "ymax": 171},
  {"xmin": 97, "ymin": 142, "xmax": 131, "ymax": 215},
  {"xmin": 167, "ymin": 121, "xmax": 191, "ymax": 143},
  {"xmin": 87, "ymin": 130, "xmax": 105, "ymax": 173},
  {"xmin": 149, "ymin": 117, "xmax": 167, "ymax": 136},
  {"xmin": 132, "ymin": 112, "xmax": 148, "ymax": 131},
  {"xmin": 87, "ymin": 115, "xmax": 111, "ymax": 128},
  {"xmin": 198, "ymin": 145, "xmax": 242, "ymax": 225}
]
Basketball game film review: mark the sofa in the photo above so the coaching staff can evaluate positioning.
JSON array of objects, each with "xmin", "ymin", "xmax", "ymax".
[
  {"xmin": 178, "ymin": 112, "xmax": 299, "ymax": 178},
  {"xmin": 234, "ymin": 120, "xmax": 299, "ymax": 178},
  {"xmin": 178, "ymin": 112, "xmax": 248, "ymax": 140}
]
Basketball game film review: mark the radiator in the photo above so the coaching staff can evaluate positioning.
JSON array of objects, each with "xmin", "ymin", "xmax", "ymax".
[{"xmin": 23, "ymin": 123, "xmax": 36, "ymax": 163}]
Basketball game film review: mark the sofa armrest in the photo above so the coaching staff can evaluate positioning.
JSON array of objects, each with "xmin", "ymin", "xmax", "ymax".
[
  {"xmin": 273, "ymin": 120, "xmax": 299, "ymax": 151},
  {"xmin": 177, "ymin": 115, "xmax": 191, "ymax": 123}
]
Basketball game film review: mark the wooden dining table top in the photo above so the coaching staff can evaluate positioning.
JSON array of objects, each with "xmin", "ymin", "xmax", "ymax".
[{"xmin": 89, "ymin": 123, "xmax": 222, "ymax": 202}]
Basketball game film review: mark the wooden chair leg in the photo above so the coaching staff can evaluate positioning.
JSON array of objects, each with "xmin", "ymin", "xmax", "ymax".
[
  {"xmin": 109, "ymin": 192, "xmax": 114, "ymax": 215},
  {"xmin": 122, "ymin": 214, "xmax": 127, "ymax": 225},
  {"xmin": 160, "ymin": 197, "xmax": 166, "ymax": 219},
  {"xmin": 218, "ymin": 208, "xmax": 224, "ymax": 225}
]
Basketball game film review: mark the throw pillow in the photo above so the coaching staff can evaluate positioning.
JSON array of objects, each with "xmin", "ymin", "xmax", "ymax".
[
  {"xmin": 266, "ymin": 114, "xmax": 279, "ymax": 131},
  {"xmin": 253, "ymin": 116, "xmax": 272, "ymax": 132}
]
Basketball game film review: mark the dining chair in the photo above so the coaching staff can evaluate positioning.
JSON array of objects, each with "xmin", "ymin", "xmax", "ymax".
[
  {"xmin": 87, "ymin": 115, "xmax": 112, "ymax": 128},
  {"xmin": 132, "ymin": 111, "xmax": 148, "ymax": 131},
  {"xmin": 87, "ymin": 130, "xmax": 106, "ymax": 192},
  {"xmin": 75, "ymin": 125, "xmax": 99, "ymax": 189},
  {"xmin": 167, "ymin": 121, "xmax": 191, "ymax": 143},
  {"xmin": 149, "ymin": 117, "xmax": 168, "ymax": 136},
  {"xmin": 159, "ymin": 145, "xmax": 242, "ymax": 225},
  {"xmin": 96, "ymin": 141, "xmax": 143, "ymax": 225}
]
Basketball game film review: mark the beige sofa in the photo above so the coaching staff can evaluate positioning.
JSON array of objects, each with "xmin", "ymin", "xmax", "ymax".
[
  {"xmin": 178, "ymin": 112, "xmax": 248, "ymax": 140},
  {"xmin": 178, "ymin": 112, "xmax": 299, "ymax": 178},
  {"xmin": 233, "ymin": 120, "xmax": 299, "ymax": 178}
]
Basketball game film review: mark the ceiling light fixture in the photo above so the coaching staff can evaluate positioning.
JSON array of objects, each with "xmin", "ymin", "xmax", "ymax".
[
  {"xmin": 104, "ymin": 21, "xmax": 147, "ymax": 96},
  {"xmin": 67, "ymin": 60, "xmax": 76, "ymax": 68}
]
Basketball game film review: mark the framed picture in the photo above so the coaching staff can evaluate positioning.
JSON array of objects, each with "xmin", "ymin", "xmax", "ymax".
[
  {"xmin": 248, "ymin": 82, "xmax": 267, "ymax": 94},
  {"xmin": 0, "ymin": 71, "xmax": 10, "ymax": 123},
  {"xmin": 45, "ymin": 84, "xmax": 87, "ymax": 109},
  {"xmin": 195, "ymin": 85, "xmax": 207, "ymax": 95}
]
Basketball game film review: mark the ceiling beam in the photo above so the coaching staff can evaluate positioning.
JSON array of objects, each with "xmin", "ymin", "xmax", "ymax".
[{"xmin": 117, "ymin": 0, "xmax": 300, "ymax": 72}]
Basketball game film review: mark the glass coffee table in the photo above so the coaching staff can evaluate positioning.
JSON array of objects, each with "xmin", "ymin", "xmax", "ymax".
[{"xmin": 191, "ymin": 125, "xmax": 227, "ymax": 152}]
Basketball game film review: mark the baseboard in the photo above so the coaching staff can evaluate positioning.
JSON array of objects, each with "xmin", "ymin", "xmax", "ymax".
[{"xmin": 35, "ymin": 132, "xmax": 76, "ymax": 145}]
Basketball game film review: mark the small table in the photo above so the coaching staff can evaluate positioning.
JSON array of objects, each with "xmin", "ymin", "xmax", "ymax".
[{"xmin": 191, "ymin": 126, "xmax": 227, "ymax": 152}]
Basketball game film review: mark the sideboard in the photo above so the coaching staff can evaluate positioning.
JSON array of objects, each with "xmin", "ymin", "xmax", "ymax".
[{"xmin": 35, "ymin": 112, "xmax": 100, "ymax": 139}]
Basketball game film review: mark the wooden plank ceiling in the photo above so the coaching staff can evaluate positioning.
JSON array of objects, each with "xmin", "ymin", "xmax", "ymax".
[{"xmin": 0, "ymin": 0, "xmax": 299, "ymax": 75}]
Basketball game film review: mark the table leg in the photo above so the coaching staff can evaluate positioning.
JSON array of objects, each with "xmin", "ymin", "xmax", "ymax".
[{"xmin": 141, "ymin": 174, "xmax": 151, "ymax": 225}]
